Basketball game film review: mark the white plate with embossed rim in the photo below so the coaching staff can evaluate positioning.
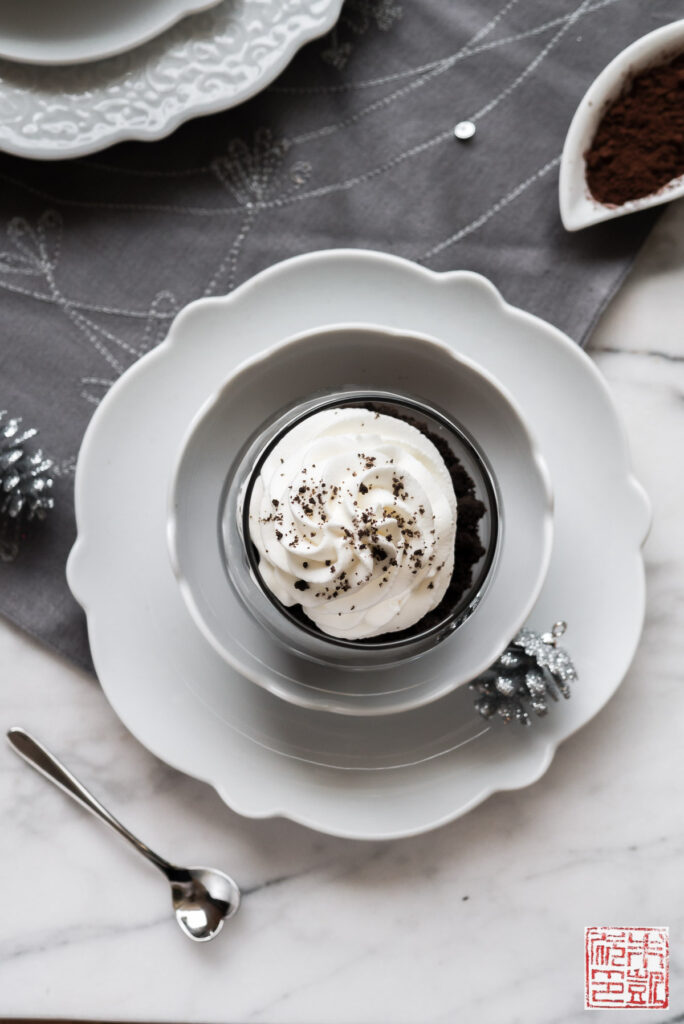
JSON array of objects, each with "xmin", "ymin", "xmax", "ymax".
[
  {"xmin": 0, "ymin": 0, "xmax": 222, "ymax": 66},
  {"xmin": 67, "ymin": 250, "xmax": 650, "ymax": 840},
  {"xmin": 559, "ymin": 18, "xmax": 684, "ymax": 231},
  {"xmin": 0, "ymin": 0, "xmax": 344, "ymax": 160}
]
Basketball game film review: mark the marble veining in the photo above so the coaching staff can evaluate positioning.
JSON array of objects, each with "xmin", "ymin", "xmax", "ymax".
[{"xmin": 2, "ymin": 199, "xmax": 684, "ymax": 1021}]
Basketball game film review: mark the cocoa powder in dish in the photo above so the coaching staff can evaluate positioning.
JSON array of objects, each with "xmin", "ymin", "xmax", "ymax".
[{"xmin": 585, "ymin": 52, "xmax": 684, "ymax": 206}]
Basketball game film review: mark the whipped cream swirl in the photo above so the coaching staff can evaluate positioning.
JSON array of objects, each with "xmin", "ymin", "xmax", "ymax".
[{"xmin": 247, "ymin": 407, "xmax": 458, "ymax": 640}]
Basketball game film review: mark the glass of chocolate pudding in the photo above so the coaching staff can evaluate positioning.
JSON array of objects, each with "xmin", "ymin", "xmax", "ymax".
[{"xmin": 220, "ymin": 391, "xmax": 499, "ymax": 668}]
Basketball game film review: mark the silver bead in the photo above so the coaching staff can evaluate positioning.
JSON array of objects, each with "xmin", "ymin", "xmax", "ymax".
[{"xmin": 454, "ymin": 120, "xmax": 476, "ymax": 141}]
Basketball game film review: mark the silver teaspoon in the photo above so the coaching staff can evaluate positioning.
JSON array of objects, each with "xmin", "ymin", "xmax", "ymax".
[{"xmin": 7, "ymin": 727, "xmax": 240, "ymax": 941}]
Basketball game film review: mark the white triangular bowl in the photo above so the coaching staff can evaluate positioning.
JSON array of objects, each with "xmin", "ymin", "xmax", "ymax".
[{"xmin": 559, "ymin": 18, "xmax": 684, "ymax": 232}]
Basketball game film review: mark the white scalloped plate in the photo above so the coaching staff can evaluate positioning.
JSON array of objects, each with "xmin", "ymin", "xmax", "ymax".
[
  {"xmin": 0, "ymin": 0, "xmax": 344, "ymax": 160},
  {"xmin": 67, "ymin": 250, "xmax": 650, "ymax": 840},
  {"xmin": 0, "ymin": 0, "xmax": 222, "ymax": 66},
  {"xmin": 559, "ymin": 18, "xmax": 684, "ymax": 231}
]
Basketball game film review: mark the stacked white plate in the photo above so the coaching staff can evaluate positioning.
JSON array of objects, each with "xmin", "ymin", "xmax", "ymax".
[
  {"xmin": 0, "ymin": 0, "xmax": 344, "ymax": 159},
  {"xmin": 67, "ymin": 249, "xmax": 650, "ymax": 840}
]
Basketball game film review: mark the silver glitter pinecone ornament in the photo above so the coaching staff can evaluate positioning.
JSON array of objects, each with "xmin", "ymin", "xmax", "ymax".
[
  {"xmin": 1, "ymin": 410, "xmax": 54, "ymax": 540},
  {"xmin": 471, "ymin": 621, "xmax": 577, "ymax": 726}
]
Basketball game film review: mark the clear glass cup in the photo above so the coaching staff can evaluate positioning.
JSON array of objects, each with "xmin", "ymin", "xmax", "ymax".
[{"xmin": 220, "ymin": 390, "xmax": 500, "ymax": 669}]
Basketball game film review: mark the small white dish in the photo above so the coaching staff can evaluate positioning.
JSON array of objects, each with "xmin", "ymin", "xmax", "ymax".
[
  {"xmin": 67, "ymin": 250, "xmax": 650, "ymax": 840},
  {"xmin": 0, "ymin": 0, "xmax": 222, "ymax": 66},
  {"xmin": 559, "ymin": 18, "xmax": 684, "ymax": 231},
  {"xmin": 169, "ymin": 323, "xmax": 553, "ymax": 716},
  {"xmin": 0, "ymin": 0, "xmax": 343, "ymax": 159}
]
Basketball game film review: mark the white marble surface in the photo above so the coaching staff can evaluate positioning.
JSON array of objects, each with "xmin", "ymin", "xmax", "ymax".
[{"xmin": 2, "ymin": 201, "xmax": 684, "ymax": 1023}]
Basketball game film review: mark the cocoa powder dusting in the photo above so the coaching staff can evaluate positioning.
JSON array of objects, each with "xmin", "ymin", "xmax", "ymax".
[
  {"xmin": 585, "ymin": 52, "xmax": 684, "ymax": 206},
  {"xmin": 359, "ymin": 402, "xmax": 486, "ymax": 640}
]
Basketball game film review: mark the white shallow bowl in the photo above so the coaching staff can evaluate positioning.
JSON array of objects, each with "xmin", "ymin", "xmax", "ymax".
[
  {"xmin": 168, "ymin": 323, "xmax": 553, "ymax": 716},
  {"xmin": 67, "ymin": 250, "xmax": 650, "ymax": 839},
  {"xmin": 0, "ymin": 0, "xmax": 222, "ymax": 65},
  {"xmin": 559, "ymin": 18, "xmax": 684, "ymax": 231}
]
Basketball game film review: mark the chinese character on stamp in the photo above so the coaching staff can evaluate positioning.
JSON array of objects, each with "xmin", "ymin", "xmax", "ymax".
[{"xmin": 585, "ymin": 927, "xmax": 669, "ymax": 1009}]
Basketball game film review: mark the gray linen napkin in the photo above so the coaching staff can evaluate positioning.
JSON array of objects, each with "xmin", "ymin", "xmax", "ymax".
[{"xmin": 0, "ymin": 0, "xmax": 675, "ymax": 669}]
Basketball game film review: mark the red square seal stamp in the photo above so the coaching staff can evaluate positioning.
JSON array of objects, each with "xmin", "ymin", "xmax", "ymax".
[{"xmin": 585, "ymin": 927, "xmax": 669, "ymax": 1009}]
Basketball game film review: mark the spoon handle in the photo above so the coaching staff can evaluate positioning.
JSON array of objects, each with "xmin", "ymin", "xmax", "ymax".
[{"xmin": 7, "ymin": 727, "xmax": 175, "ymax": 878}]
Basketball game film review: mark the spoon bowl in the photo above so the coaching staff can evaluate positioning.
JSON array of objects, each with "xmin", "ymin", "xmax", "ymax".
[{"xmin": 170, "ymin": 866, "xmax": 241, "ymax": 942}]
